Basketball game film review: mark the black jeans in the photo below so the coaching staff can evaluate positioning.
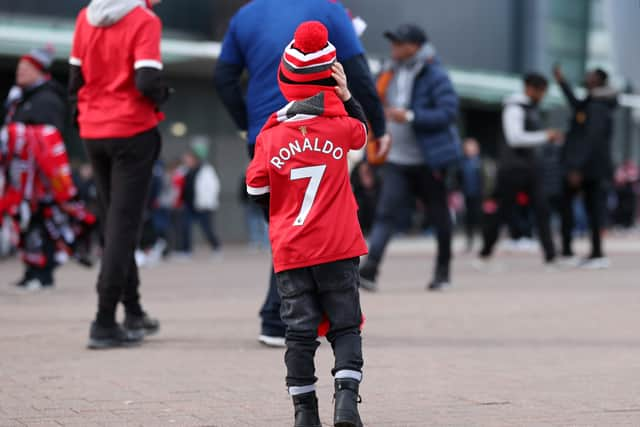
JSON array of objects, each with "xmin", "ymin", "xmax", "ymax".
[
  {"xmin": 367, "ymin": 163, "xmax": 452, "ymax": 277},
  {"xmin": 480, "ymin": 165, "xmax": 556, "ymax": 262},
  {"xmin": 248, "ymin": 143, "xmax": 286, "ymax": 337},
  {"xmin": 276, "ymin": 258, "xmax": 363, "ymax": 387},
  {"xmin": 181, "ymin": 208, "xmax": 221, "ymax": 253},
  {"xmin": 561, "ymin": 179, "xmax": 605, "ymax": 258},
  {"xmin": 84, "ymin": 127, "xmax": 161, "ymax": 326}
]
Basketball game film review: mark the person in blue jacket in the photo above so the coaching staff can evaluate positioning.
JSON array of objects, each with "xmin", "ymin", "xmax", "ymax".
[
  {"xmin": 359, "ymin": 23, "xmax": 461, "ymax": 292},
  {"xmin": 214, "ymin": 0, "xmax": 390, "ymax": 348}
]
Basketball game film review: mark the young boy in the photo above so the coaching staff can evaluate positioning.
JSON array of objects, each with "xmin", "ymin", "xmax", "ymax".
[{"xmin": 246, "ymin": 21, "xmax": 368, "ymax": 427}]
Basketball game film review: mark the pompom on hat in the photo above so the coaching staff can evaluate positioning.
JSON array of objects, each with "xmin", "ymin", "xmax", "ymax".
[{"xmin": 278, "ymin": 21, "xmax": 338, "ymax": 101}]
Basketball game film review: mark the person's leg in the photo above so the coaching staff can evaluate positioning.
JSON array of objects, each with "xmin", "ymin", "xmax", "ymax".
[
  {"xmin": 463, "ymin": 195, "xmax": 476, "ymax": 250},
  {"xmin": 560, "ymin": 181, "xmax": 577, "ymax": 257},
  {"xmin": 260, "ymin": 268, "xmax": 288, "ymax": 339},
  {"xmin": 313, "ymin": 258, "xmax": 364, "ymax": 425},
  {"xmin": 197, "ymin": 210, "xmax": 221, "ymax": 251},
  {"xmin": 85, "ymin": 139, "xmax": 118, "ymax": 326},
  {"xmin": 276, "ymin": 267, "xmax": 323, "ymax": 388},
  {"xmin": 314, "ymin": 258, "xmax": 363, "ymax": 378},
  {"xmin": 419, "ymin": 167, "xmax": 452, "ymax": 282},
  {"xmin": 480, "ymin": 168, "xmax": 521, "ymax": 258},
  {"xmin": 361, "ymin": 164, "xmax": 412, "ymax": 284},
  {"xmin": 91, "ymin": 129, "xmax": 160, "ymax": 327},
  {"xmin": 275, "ymin": 266, "xmax": 323, "ymax": 425},
  {"xmin": 583, "ymin": 180, "xmax": 604, "ymax": 258},
  {"xmin": 530, "ymin": 170, "xmax": 556, "ymax": 262},
  {"xmin": 181, "ymin": 208, "xmax": 194, "ymax": 253}
]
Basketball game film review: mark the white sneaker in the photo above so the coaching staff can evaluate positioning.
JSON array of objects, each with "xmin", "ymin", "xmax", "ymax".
[
  {"xmin": 23, "ymin": 279, "xmax": 44, "ymax": 291},
  {"xmin": 580, "ymin": 257, "xmax": 611, "ymax": 270},
  {"xmin": 258, "ymin": 335, "xmax": 286, "ymax": 348},
  {"xmin": 557, "ymin": 256, "xmax": 581, "ymax": 268}
]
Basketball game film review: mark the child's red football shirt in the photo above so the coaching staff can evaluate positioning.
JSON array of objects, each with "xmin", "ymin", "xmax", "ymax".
[
  {"xmin": 70, "ymin": 6, "xmax": 163, "ymax": 139},
  {"xmin": 247, "ymin": 112, "xmax": 368, "ymax": 273}
]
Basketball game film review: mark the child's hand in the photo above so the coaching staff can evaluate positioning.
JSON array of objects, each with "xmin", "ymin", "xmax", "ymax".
[{"xmin": 332, "ymin": 62, "xmax": 352, "ymax": 102}]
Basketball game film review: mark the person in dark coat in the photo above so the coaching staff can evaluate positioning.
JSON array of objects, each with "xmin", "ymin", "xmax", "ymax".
[
  {"xmin": 554, "ymin": 66, "xmax": 617, "ymax": 269},
  {"xmin": 359, "ymin": 24, "xmax": 460, "ymax": 292},
  {"xmin": 2, "ymin": 46, "xmax": 67, "ymax": 289}
]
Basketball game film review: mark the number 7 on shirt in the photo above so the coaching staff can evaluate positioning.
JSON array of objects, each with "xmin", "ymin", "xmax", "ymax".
[{"xmin": 290, "ymin": 165, "xmax": 326, "ymax": 226}]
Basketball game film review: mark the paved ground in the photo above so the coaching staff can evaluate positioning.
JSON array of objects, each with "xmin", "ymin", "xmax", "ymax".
[{"xmin": 1, "ymin": 236, "xmax": 640, "ymax": 427}]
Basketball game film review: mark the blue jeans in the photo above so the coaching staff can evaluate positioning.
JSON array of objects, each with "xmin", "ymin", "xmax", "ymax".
[
  {"xmin": 367, "ymin": 163, "xmax": 452, "ymax": 277},
  {"xmin": 182, "ymin": 208, "xmax": 221, "ymax": 253}
]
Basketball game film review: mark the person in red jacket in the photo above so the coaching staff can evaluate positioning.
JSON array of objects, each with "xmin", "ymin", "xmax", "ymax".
[
  {"xmin": 246, "ymin": 22, "xmax": 367, "ymax": 427},
  {"xmin": 0, "ymin": 123, "xmax": 96, "ymax": 289},
  {"xmin": 68, "ymin": 0, "xmax": 170, "ymax": 349}
]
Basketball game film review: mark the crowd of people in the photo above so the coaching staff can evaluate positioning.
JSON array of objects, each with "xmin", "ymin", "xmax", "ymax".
[{"xmin": 1, "ymin": 0, "xmax": 639, "ymax": 425}]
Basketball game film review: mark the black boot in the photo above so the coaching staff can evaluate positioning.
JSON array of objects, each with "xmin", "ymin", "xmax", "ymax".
[
  {"xmin": 333, "ymin": 378, "xmax": 362, "ymax": 427},
  {"xmin": 292, "ymin": 391, "xmax": 321, "ymax": 427}
]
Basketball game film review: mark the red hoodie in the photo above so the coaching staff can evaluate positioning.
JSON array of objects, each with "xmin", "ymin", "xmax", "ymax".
[{"xmin": 70, "ymin": 3, "xmax": 163, "ymax": 139}]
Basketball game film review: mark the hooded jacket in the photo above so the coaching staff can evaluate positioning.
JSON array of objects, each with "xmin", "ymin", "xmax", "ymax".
[
  {"xmin": 86, "ymin": 0, "xmax": 147, "ymax": 27},
  {"xmin": 559, "ymin": 80, "xmax": 617, "ymax": 181},
  {"xmin": 69, "ymin": 0, "xmax": 169, "ymax": 139}
]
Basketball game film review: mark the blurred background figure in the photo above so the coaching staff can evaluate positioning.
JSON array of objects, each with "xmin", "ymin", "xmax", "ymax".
[
  {"xmin": 179, "ymin": 138, "xmax": 222, "ymax": 259},
  {"xmin": 2, "ymin": 45, "xmax": 67, "ymax": 289},
  {"xmin": 555, "ymin": 65, "xmax": 617, "ymax": 269},
  {"xmin": 350, "ymin": 160, "xmax": 380, "ymax": 236},
  {"xmin": 458, "ymin": 138, "xmax": 483, "ymax": 252},
  {"xmin": 612, "ymin": 159, "xmax": 639, "ymax": 229},
  {"xmin": 478, "ymin": 73, "xmax": 561, "ymax": 268},
  {"xmin": 238, "ymin": 173, "xmax": 269, "ymax": 253},
  {"xmin": 360, "ymin": 23, "xmax": 460, "ymax": 292},
  {"xmin": 135, "ymin": 159, "xmax": 169, "ymax": 268}
]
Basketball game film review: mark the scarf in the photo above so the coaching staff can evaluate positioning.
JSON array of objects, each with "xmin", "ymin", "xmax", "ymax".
[{"xmin": 261, "ymin": 90, "xmax": 347, "ymax": 134}]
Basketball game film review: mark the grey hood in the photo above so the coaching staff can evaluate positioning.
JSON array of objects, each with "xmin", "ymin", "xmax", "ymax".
[{"xmin": 87, "ymin": 0, "xmax": 145, "ymax": 27}]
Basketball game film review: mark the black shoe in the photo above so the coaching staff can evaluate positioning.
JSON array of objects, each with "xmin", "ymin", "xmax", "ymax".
[
  {"xmin": 334, "ymin": 378, "xmax": 363, "ymax": 427},
  {"xmin": 359, "ymin": 259, "xmax": 378, "ymax": 292},
  {"xmin": 124, "ymin": 312, "xmax": 160, "ymax": 336},
  {"xmin": 292, "ymin": 391, "xmax": 321, "ymax": 427},
  {"xmin": 87, "ymin": 322, "xmax": 144, "ymax": 349}
]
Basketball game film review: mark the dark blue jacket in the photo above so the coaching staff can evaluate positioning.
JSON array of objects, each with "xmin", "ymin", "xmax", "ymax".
[{"xmin": 409, "ymin": 59, "xmax": 461, "ymax": 168}]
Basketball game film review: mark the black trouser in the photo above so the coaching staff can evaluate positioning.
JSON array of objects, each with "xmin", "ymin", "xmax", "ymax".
[
  {"xmin": 480, "ymin": 165, "xmax": 556, "ymax": 262},
  {"xmin": 248, "ymin": 143, "xmax": 286, "ymax": 337},
  {"xmin": 561, "ymin": 179, "xmax": 605, "ymax": 258},
  {"xmin": 22, "ymin": 210, "xmax": 57, "ymax": 285},
  {"xmin": 181, "ymin": 208, "xmax": 221, "ymax": 253},
  {"xmin": 368, "ymin": 163, "xmax": 452, "ymax": 278},
  {"xmin": 463, "ymin": 195, "xmax": 482, "ymax": 249},
  {"xmin": 84, "ymin": 128, "xmax": 161, "ymax": 326},
  {"xmin": 276, "ymin": 258, "xmax": 363, "ymax": 387}
]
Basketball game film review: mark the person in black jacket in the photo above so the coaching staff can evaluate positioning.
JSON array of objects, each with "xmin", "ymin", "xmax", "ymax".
[
  {"xmin": 477, "ymin": 73, "xmax": 562, "ymax": 268},
  {"xmin": 554, "ymin": 66, "xmax": 617, "ymax": 269},
  {"xmin": 3, "ymin": 47, "xmax": 66, "ymax": 131},
  {"xmin": 3, "ymin": 46, "xmax": 67, "ymax": 290}
]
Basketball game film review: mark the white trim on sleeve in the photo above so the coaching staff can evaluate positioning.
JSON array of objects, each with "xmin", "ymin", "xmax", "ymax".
[
  {"xmin": 247, "ymin": 185, "xmax": 270, "ymax": 196},
  {"xmin": 354, "ymin": 122, "xmax": 368, "ymax": 150},
  {"xmin": 134, "ymin": 59, "xmax": 163, "ymax": 70},
  {"xmin": 69, "ymin": 57, "xmax": 82, "ymax": 66}
]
